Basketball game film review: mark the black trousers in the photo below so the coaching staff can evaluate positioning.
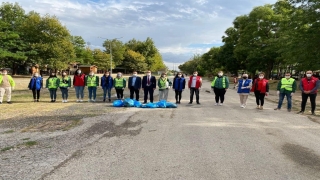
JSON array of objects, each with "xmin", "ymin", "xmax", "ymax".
[
  {"xmin": 214, "ymin": 88, "xmax": 226, "ymax": 103},
  {"xmin": 130, "ymin": 87, "xmax": 140, "ymax": 101},
  {"xmin": 301, "ymin": 93, "xmax": 317, "ymax": 113},
  {"xmin": 32, "ymin": 89, "xmax": 40, "ymax": 100},
  {"xmin": 190, "ymin": 88, "xmax": 199, "ymax": 103},
  {"xmin": 115, "ymin": 88, "xmax": 124, "ymax": 99},
  {"xmin": 254, "ymin": 91, "xmax": 265, "ymax": 106},
  {"xmin": 144, "ymin": 87, "xmax": 154, "ymax": 103},
  {"xmin": 175, "ymin": 90, "xmax": 182, "ymax": 102}
]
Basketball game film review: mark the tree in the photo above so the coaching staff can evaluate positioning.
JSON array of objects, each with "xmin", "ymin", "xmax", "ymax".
[
  {"xmin": 71, "ymin": 36, "xmax": 87, "ymax": 63},
  {"xmin": 92, "ymin": 49, "xmax": 110, "ymax": 70},
  {"xmin": 103, "ymin": 39, "xmax": 126, "ymax": 67},
  {"xmin": 123, "ymin": 50, "xmax": 147, "ymax": 71}
]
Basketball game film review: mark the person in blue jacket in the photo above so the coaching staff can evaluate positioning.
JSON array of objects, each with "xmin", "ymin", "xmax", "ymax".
[
  {"xmin": 172, "ymin": 72, "xmax": 186, "ymax": 104},
  {"xmin": 236, "ymin": 73, "xmax": 252, "ymax": 108},
  {"xmin": 28, "ymin": 72, "xmax": 43, "ymax": 102},
  {"xmin": 101, "ymin": 71, "xmax": 113, "ymax": 102}
]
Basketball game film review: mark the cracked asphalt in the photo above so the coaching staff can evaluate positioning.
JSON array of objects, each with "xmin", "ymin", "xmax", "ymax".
[{"xmin": 1, "ymin": 79, "xmax": 320, "ymax": 180}]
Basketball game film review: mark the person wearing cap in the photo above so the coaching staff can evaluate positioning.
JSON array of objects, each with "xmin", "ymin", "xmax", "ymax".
[
  {"xmin": 46, "ymin": 72, "xmax": 60, "ymax": 102},
  {"xmin": 28, "ymin": 72, "xmax": 43, "ymax": 102},
  {"xmin": 101, "ymin": 71, "xmax": 113, "ymax": 102},
  {"xmin": 142, "ymin": 70, "xmax": 156, "ymax": 103},
  {"xmin": 158, "ymin": 72, "xmax": 172, "ymax": 101},
  {"xmin": 85, "ymin": 71, "xmax": 99, "ymax": 102},
  {"xmin": 114, "ymin": 72, "xmax": 126, "ymax": 100},
  {"xmin": 188, "ymin": 71, "xmax": 202, "ymax": 104},
  {"xmin": 236, "ymin": 73, "xmax": 252, "ymax": 108},
  {"xmin": 172, "ymin": 72, "xmax": 186, "ymax": 104},
  {"xmin": 211, "ymin": 71, "xmax": 229, "ymax": 106},
  {"xmin": 73, "ymin": 69, "xmax": 86, "ymax": 102},
  {"xmin": 59, "ymin": 71, "xmax": 71, "ymax": 103},
  {"xmin": 251, "ymin": 72, "xmax": 269, "ymax": 110},
  {"xmin": 297, "ymin": 70, "xmax": 319, "ymax": 115},
  {"xmin": 0, "ymin": 69, "xmax": 15, "ymax": 104},
  {"xmin": 274, "ymin": 72, "xmax": 296, "ymax": 112},
  {"xmin": 128, "ymin": 71, "xmax": 141, "ymax": 101}
]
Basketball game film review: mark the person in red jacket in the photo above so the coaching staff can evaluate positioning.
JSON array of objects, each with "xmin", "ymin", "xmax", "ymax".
[
  {"xmin": 297, "ymin": 70, "xmax": 319, "ymax": 115},
  {"xmin": 73, "ymin": 69, "xmax": 86, "ymax": 102},
  {"xmin": 188, "ymin": 71, "xmax": 202, "ymax": 104},
  {"xmin": 251, "ymin": 72, "xmax": 269, "ymax": 110}
]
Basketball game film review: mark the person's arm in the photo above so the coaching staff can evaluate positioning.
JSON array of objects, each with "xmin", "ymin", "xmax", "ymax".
[
  {"xmin": 56, "ymin": 78, "xmax": 60, "ymax": 87},
  {"xmin": 96, "ymin": 76, "xmax": 99, "ymax": 86},
  {"xmin": 142, "ymin": 77, "xmax": 145, "ymax": 89},
  {"xmin": 299, "ymin": 80, "xmax": 304, "ymax": 92},
  {"xmin": 266, "ymin": 82, "xmax": 269, "ymax": 93},
  {"xmin": 28, "ymin": 78, "xmax": 32, "ymax": 89},
  {"xmin": 73, "ymin": 76, "xmax": 76, "ymax": 86},
  {"xmin": 182, "ymin": 79, "xmax": 186, "ymax": 89},
  {"xmin": 45, "ymin": 78, "xmax": 49, "ymax": 88},
  {"xmin": 123, "ymin": 78, "xmax": 126, "ymax": 88},
  {"xmin": 41, "ymin": 78, "xmax": 43, "ymax": 88},
  {"xmin": 199, "ymin": 77, "xmax": 202, "ymax": 88},
  {"xmin": 153, "ymin": 77, "xmax": 157, "ymax": 89},
  {"xmin": 225, "ymin": 76, "xmax": 229, "ymax": 89},
  {"xmin": 310, "ymin": 79, "xmax": 318, "ymax": 93},
  {"xmin": 100, "ymin": 77, "xmax": 103, "ymax": 87},
  {"xmin": 113, "ymin": 78, "xmax": 116, "ymax": 88},
  {"xmin": 157, "ymin": 79, "xmax": 160, "ymax": 88},
  {"xmin": 9, "ymin": 76, "xmax": 15, "ymax": 87},
  {"xmin": 172, "ymin": 78, "xmax": 176, "ymax": 89},
  {"xmin": 248, "ymin": 80, "xmax": 253, "ymax": 88},
  {"xmin": 292, "ymin": 80, "xmax": 297, "ymax": 93},
  {"xmin": 277, "ymin": 80, "xmax": 281, "ymax": 91},
  {"xmin": 138, "ymin": 77, "xmax": 142, "ymax": 89},
  {"xmin": 85, "ymin": 76, "xmax": 88, "ymax": 86}
]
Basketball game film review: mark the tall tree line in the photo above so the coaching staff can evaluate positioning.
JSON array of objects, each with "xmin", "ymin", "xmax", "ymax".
[
  {"xmin": 0, "ymin": 2, "xmax": 166, "ymax": 74},
  {"xmin": 179, "ymin": 0, "xmax": 319, "ymax": 78}
]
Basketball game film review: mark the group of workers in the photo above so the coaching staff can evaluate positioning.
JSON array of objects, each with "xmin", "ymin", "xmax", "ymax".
[{"xmin": 0, "ymin": 68, "xmax": 319, "ymax": 115}]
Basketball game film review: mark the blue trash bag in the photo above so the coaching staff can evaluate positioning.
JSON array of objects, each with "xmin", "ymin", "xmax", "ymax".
[
  {"xmin": 113, "ymin": 100, "xmax": 124, "ymax": 107},
  {"xmin": 146, "ymin": 102, "xmax": 158, "ymax": 108},
  {"xmin": 123, "ymin": 98, "xmax": 134, "ymax": 107},
  {"xmin": 141, "ymin": 104, "xmax": 148, "ymax": 108},
  {"xmin": 133, "ymin": 100, "xmax": 142, "ymax": 108},
  {"xmin": 157, "ymin": 100, "xmax": 166, "ymax": 108},
  {"xmin": 166, "ymin": 102, "xmax": 177, "ymax": 108}
]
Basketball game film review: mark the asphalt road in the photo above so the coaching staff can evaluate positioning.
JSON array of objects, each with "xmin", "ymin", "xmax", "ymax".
[{"xmin": 45, "ymin": 79, "xmax": 320, "ymax": 180}]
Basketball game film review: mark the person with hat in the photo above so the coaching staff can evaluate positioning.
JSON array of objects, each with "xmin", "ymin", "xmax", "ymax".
[
  {"xmin": 114, "ymin": 72, "xmax": 126, "ymax": 100},
  {"xmin": 158, "ymin": 72, "xmax": 172, "ymax": 101},
  {"xmin": 236, "ymin": 73, "xmax": 252, "ymax": 108},
  {"xmin": 85, "ymin": 71, "xmax": 99, "ymax": 102},
  {"xmin": 59, "ymin": 71, "xmax": 71, "ymax": 103},
  {"xmin": 46, "ymin": 72, "xmax": 60, "ymax": 102},
  {"xmin": 0, "ymin": 69, "xmax": 15, "ymax": 104},
  {"xmin": 274, "ymin": 72, "xmax": 296, "ymax": 112},
  {"xmin": 28, "ymin": 72, "xmax": 43, "ymax": 102}
]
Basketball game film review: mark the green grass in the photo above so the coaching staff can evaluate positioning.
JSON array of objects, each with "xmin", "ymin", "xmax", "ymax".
[
  {"xmin": 1, "ymin": 146, "xmax": 14, "ymax": 152},
  {"xmin": 62, "ymin": 119, "xmax": 83, "ymax": 131},
  {"xmin": 22, "ymin": 138, "xmax": 30, "ymax": 141},
  {"xmin": 3, "ymin": 130, "xmax": 14, "ymax": 134},
  {"xmin": 24, "ymin": 141, "xmax": 37, "ymax": 147}
]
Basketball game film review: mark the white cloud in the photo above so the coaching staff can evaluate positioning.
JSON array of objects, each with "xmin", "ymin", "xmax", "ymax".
[{"xmin": 7, "ymin": 0, "xmax": 278, "ymax": 63}]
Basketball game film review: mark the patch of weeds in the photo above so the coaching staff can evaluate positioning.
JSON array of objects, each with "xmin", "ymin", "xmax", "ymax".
[
  {"xmin": 62, "ymin": 119, "xmax": 83, "ymax": 131},
  {"xmin": 24, "ymin": 141, "xmax": 37, "ymax": 147},
  {"xmin": 21, "ymin": 155, "xmax": 26, "ymax": 158},
  {"xmin": 22, "ymin": 138, "xmax": 30, "ymax": 141},
  {"xmin": 1, "ymin": 146, "xmax": 14, "ymax": 152},
  {"xmin": 3, "ymin": 130, "xmax": 14, "ymax": 134}
]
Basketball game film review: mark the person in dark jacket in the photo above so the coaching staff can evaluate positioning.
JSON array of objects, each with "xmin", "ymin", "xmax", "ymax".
[
  {"xmin": 128, "ymin": 71, "xmax": 142, "ymax": 101},
  {"xmin": 142, "ymin": 70, "xmax": 157, "ymax": 103},
  {"xmin": 101, "ymin": 71, "xmax": 113, "ymax": 102},
  {"xmin": 172, "ymin": 72, "xmax": 185, "ymax": 104},
  {"xmin": 28, "ymin": 72, "xmax": 43, "ymax": 102}
]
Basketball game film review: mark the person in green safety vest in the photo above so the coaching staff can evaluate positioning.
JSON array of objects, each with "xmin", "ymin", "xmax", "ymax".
[
  {"xmin": 0, "ymin": 69, "xmax": 15, "ymax": 104},
  {"xmin": 85, "ymin": 71, "xmax": 99, "ymax": 102},
  {"xmin": 59, "ymin": 71, "xmax": 71, "ymax": 103},
  {"xmin": 113, "ymin": 72, "xmax": 126, "ymax": 99},
  {"xmin": 211, "ymin": 71, "xmax": 229, "ymax": 106},
  {"xmin": 158, "ymin": 72, "xmax": 172, "ymax": 101},
  {"xmin": 46, "ymin": 72, "xmax": 60, "ymax": 102},
  {"xmin": 274, "ymin": 72, "xmax": 297, "ymax": 112}
]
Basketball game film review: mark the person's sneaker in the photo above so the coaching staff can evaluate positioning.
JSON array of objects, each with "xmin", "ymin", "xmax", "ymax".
[
  {"xmin": 243, "ymin": 105, "xmax": 246, "ymax": 108},
  {"xmin": 34, "ymin": 99, "xmax": 37, "ymax": 102},
  {"xmin": 0, "ymin": 102, "xmax": 2, "ymax": 104},
  {"xmin": 176, "ymin": 101, "xmax": 179, "ymax": 104},
  {"xmin": 92, "ymin": 99, "xmax": 96, "ymax": 102},
  {"xmin": 274, "ymin": 108, "xmax": 280, "ymax": 110},
  {"xmin": 311, "ymin": 112, "xmax": 316, "ymax": 116},
  {"xmin": 287, "ymin": 109, "xmax": 291, "ymax": 112},
  {"xmin": 219, "ymin": 103, "xmax": 223, "ymax": 106},
  {"xmin": 256, "ymin": 105, "xmax": 260, "ymax": 109},
  {"xmin": 53, "ymin": 100, "xmax": 56, "ymax": 102},
  {"xmin": 36, "ymin": 99, "xmax": 39, "ymax": 102},
  {"xmin": 80, "ymin": 99, "xmax": 83, "ymax": 102},
  {"xmin": 108, "ymin": 99, "xmax": 111, "ymax": 102},
  {"xmin": 259, "ymin": 106, "xmax": 263, "ymax": 110},
  {"xmin": 51, "ymin": 100, "xmax": 54, "ymax": 102},
  {"xmin": 65, "ymin": 100, "xmax": 68, "ymax": 103},
  {"xmin": 143, "ymin": 101, "xmax": 147, "ymax": 104},
  {"xmin": 188, "ymin": 102, "xmax": 192, "ymax": 104},
  {"xmin": 62, "ymin": 100, "xmax": 65, "ymax": 103},
  {"xmin": 88, "ymin": 99, "xmax": 91, "ymax": 102},
  {"xmin": 7, "ymin": 101, "xmax": 12, "ymax": 104},
  {"xmin": 197, "ymin": 102, "xmax": 201, "ymax": 105},
  {"xmin": 103, "ymin": 99, "xmax": 106, "ymax": 102},
  {"xmin": 76, "ymin": 99, "xmax": 80, "ymax": 102},
  {"xmin": 215, "ymin": 103, "xmax": 218, "ymax": 106},
  {"xmin": 240, "ymin": 105, "xmax": 244, "ymax": 108},
  {"xmin": 297, "ymin": 111, "xmax": 304, "ymax": 114}
]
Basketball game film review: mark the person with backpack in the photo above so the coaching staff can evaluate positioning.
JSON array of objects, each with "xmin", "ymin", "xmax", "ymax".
[
  {"xmin": 73, "ymin": 69, "xmax": 86, "ymax": 102},
  {"xmin": 158, "ymin": 72, "xmax": 172, "ymax": 101},
  {"xmin": 59, "ymin": 71, "xmax": 71, "ymax": 103},
  {"xmin": 172, "ymin": 72, "xmax": 186, "ymax": 104},
  {"xmin": 101, "ymin": 71, "xmax": 113, "ymax": 102},
  {"xmin": 46, "ymin": 72, "xmax": 60, "ymax": 102},
  {"xmin": 85, "ymin": 71, "xmax": 99, "ymax": 102},
  {"xmin": 28, "ymin": 72, "xmax": 43, "ymax": 102},
  {"xmin": 211, "ymin": 71, "xmax": 229, "ymax": 106}
]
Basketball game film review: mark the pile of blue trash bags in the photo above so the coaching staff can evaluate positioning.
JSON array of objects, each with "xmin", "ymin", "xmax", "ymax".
[{"xmin": 113, "ymin": 98, "xmax": 177, "ymax": 108}]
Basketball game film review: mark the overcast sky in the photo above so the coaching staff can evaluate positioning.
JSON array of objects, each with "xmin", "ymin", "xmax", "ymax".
[{"xmin": 9, "ymin": 0, "xmax": 277, "ymax": 68}]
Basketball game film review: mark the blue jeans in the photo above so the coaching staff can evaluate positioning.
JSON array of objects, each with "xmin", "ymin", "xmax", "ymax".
[
  {"xmin": 88, "ymin": 87, "xmax": 97, "ymax": 100},
  {"xmin": 103, "ymin": 87, "xmax": 111, "ymax": 99},
  {"xmin": 60, "ymin": 87, "xmax": 68, "ymax": 99},
  {"xmin": 49, "ymin": 89, "xmax": 57, "ymax": 100},
  {"xmin": 277, "ymin": 92, "xmax": 292, "ymax": 109},
  {"xmin": 75, "ymin": 86, "xmax": 84, "ymax": 99}
]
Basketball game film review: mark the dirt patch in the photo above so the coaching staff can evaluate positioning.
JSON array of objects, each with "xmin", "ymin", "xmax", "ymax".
[
  {"xmin": 21, "ymin": 120, "xmax": 83, "ymax": 132},
  {"xmin": 282, "ymin": 143, "xmax": 320, "ymax": 172}
]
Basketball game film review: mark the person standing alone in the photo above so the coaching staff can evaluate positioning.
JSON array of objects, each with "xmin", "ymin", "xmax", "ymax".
[
  {"xmin": 188, "ymin": 71, "xmax": 202, "ymax": 105},
  {"xmin": 142, "ymin": 70, "xmax": 156, "ymax": 103},
  {"xmin": 297, "ymin": 70, "xmax": 319, "ymax": 115},
  {"xmin": 211, "ymin": 71, "xmax": 229, "ymax": 106},
  {"xmin": 0, "ymin": 69, "xmax": 15, "ymax": 104}
]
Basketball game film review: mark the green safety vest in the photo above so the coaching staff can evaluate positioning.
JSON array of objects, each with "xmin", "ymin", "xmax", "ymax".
[
  {"xmin": 159, "ymin": 78, "xmax": 168, "ymax": 89},
  {"xmin": 281, "ymin": 78, "xmax": 294, "ymax": 91},
  {"xmin": 211, "ymin": 76, "xmax": 226, "ymax": 88},
  {"xmin": 87, "ymin": 76, "xmax": 97, "ymax": 87},
  {"xmin": 0, "ymin": 75, "xmax": 15, "ymax": 87},
  {"xmin": 48, "ymin": 78, "xmax": 58, "ymax": 89},
  {"xmin": 59, "ymin": 76, "xmax": 70, "ymax": 87},
  {"xmin": 114, "ymin": 78, "xmax": 124, "ymax": 88}
]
